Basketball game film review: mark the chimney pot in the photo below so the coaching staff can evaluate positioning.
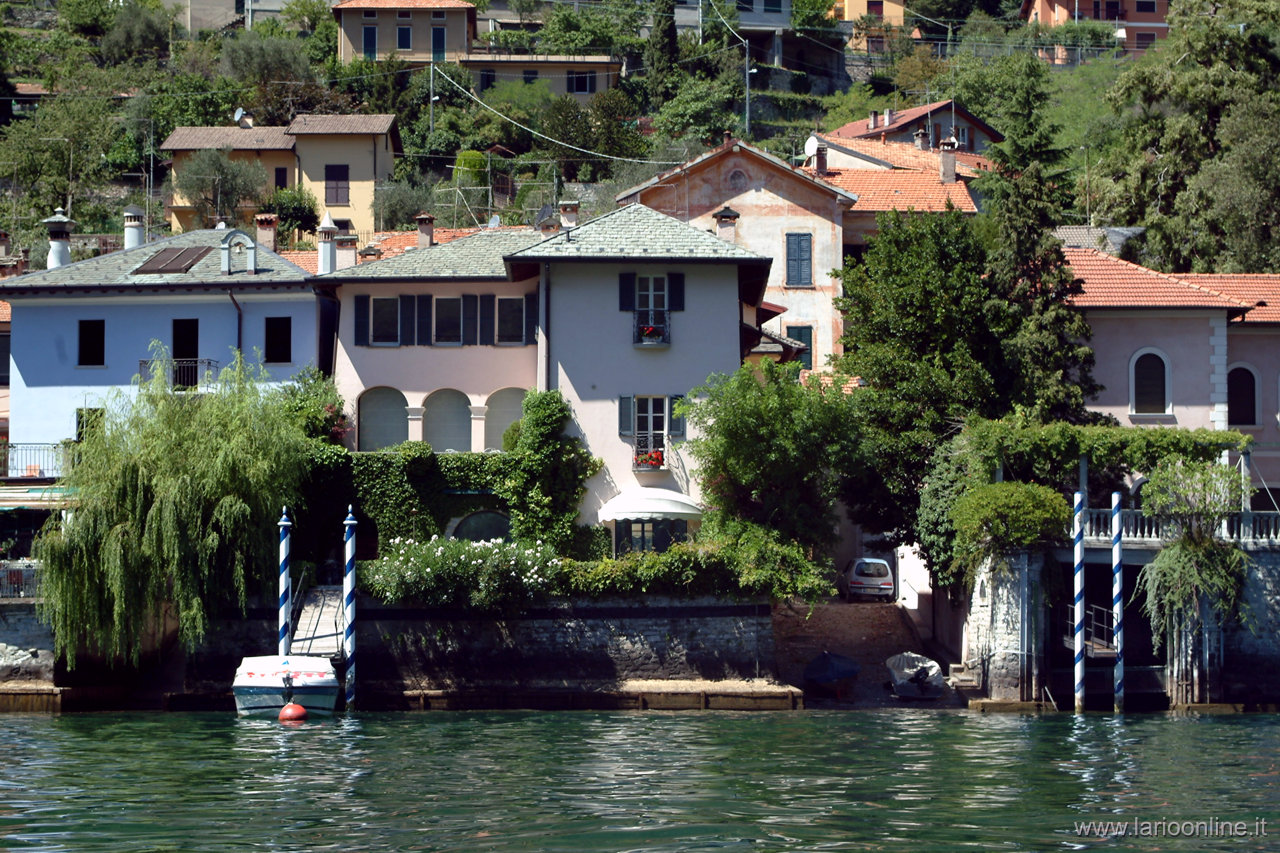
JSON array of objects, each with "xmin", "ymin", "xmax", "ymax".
[
  {"xmin": 415, "ymin": 211, "xmax": 435, "ymax": 248},
  {"xmin": 317, "ymin": 212, "xmax": 338, "ymax": 275},
  {"xmin": 712, "ymin": 206, "xmax": 740, "ymax": 244},
  {"xmin": 336, "ymin": 235, "xmax": 358, "ymax": 270},
  {"xmin": 42, "ymin": 207, "xmax": 76, "ymax": 269},
  {"xmin": 815, "ymin": 145, "xmax": 828, "ymax": 175},
  {"xmin": 940, "ymin": 149, "xmax": 957, "ymax": 184},
  {"xmin": 884, "ymin": 108, "xmax": 894, "ymax": 126},
  {"xmin": 558, "ymin": 199, "xmax": 580, "ymax": 228},
  {"xmin": 724, "ymin": 130, "xmax": 732, "ymax": 146},
  {"xmin": 254, "ymin": 212, "xmax": 278, "ymax": 252},
  {"xmin": 868, "ymin": 111, "xmax": 877, "ymax": 130}
]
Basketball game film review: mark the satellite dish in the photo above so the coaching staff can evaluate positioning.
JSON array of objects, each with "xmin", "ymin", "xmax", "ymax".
[
  {"xmin": 233, "ymin": 107, "xmax": 244, "ymax": 123},
  {"xmin": 487, "ymin": 214, "xmax": 500, "ymax": 229},
  {"xmin": 803, "ymin": 135, "xmax": 820, "ymax": 158}
]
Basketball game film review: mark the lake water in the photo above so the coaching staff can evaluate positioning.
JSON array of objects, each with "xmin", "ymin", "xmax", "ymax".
[{"xmin": 2, "ymin": 709, "xmax": 1278, "ymax": 852}]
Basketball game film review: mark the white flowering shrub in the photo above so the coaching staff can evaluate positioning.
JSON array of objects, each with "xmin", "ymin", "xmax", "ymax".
[{"xmin": 365, "ymin": 536, "xmax": 562, "ymax": 610}]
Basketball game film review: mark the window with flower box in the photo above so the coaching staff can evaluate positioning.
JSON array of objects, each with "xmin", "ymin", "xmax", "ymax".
[
  {"xmin": 619, "ymin": 394, "xmax": 685, "ymax": 470},
  {"xmin": 619, "ymin": 272, "xmax": 684, "ymax": 345}
]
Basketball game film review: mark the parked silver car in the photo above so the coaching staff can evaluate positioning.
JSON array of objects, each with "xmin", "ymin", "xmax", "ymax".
[{"xmin": 838, "ymin": 558, "xmax": 895, "ymax": 601}]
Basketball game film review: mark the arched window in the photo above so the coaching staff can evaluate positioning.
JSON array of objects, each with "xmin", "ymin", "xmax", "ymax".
[
  {"xmin": 1131, "ymin": 350, "xmax": 1168, "ymax": 414},
  {"xmin": 451, "ymin": 510, "xmax": 511, "ymax": 542},
  {"xmin": 484, "ymin": 387, "xmax": 526, "ymax": 451},
  {"xmin": 1228, "ymin": 365, "xmax": 1258, "ymax": 426},
  {"xmin": 357, "ymin": 387, "xmax": 408, "ymax": 451},
  {"xmin": 424, "ymin": 389, "xmax": 471, "ymax": 452}
]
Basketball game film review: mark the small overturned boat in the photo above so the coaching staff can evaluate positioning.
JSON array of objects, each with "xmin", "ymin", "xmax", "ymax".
[
  {"xmin": 233, "ymin": 656, "xmax": 339, "ymax": 717},
  {"xmin": 885, "ymin": 652, "xmax": 946, "ymax": 701},
  {"xmin": 803, "ymin": 651, "xmax": 861, "ymax": 700}
]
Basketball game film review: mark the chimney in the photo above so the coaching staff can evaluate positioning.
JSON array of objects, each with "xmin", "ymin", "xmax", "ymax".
[
  {"xmin": 336, "ymin": 234, "xmax": 358, "ymax": 271},
  {"xmin": 868, "ymin": 111, "xmax": 877, "ymax": 130},
  {"xmin": 884, "ymin": 108, "xmax": 894, "ymax": 127},
  {"xmin": 814, "ymin": 145, "xmax": 828, "ymax": 175},
  {"xmin": 358, "ymin": 244, "xmax": 384, "ymax": 265},
  {"xmin": 558, "ymin": 199, "xmax": 580, "ymax": 228},
  {"xmin": 254, "ymin": 212, "xmax": 278, "ymax": 252},
  {"xmin": 42, "ymin": 207, "xmax": 76, "ymax": 270},
  {"xmin": 415, "ymin": 211, "xmax": 435, "ymax": 248},
  {"xmin": 317, "ymin": 212, "xmax": 337, "ymax": 275},
  {"xmin": 712, "ymin": 206, "xmax": 740, "ymax": 244},
  {"xmin": 724, "ymin": 130, "xmax": 732, "ymax": 146},
  {"xmin": 914, "ymin": 126, "xmax": 929, "ymax": 151},
  {"xmin": 123, "ymin": 205, "xmax": 145, "ymax": 250},
  {"xmin": 940, "ymin": 149, "xmax": 957, "ymax": 184},
  {"xmin": 239, "ymin": 111, "xmax": 254, "ymax": 129}
]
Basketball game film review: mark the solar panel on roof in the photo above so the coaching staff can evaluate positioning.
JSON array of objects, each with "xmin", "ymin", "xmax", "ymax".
[{"xmin": 132, "ymin": 246, "xmax": 212, "ymax": 275}]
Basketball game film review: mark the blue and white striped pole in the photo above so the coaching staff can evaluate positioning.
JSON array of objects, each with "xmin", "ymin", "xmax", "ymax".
[
  {"xmin": 1112, "ymin": 491, "xmax": 1125, "ymax": 714},
  {"xmin": 1074, "ymin": 491, "xmax": 1085, "ymax": 714},
  {"xmin": 343, "ymin": 506, "xmax": 357, "ymax": 711},
  {"xmin": 278, "ymin": 508, "xmax": 292, "ymax": 657}
]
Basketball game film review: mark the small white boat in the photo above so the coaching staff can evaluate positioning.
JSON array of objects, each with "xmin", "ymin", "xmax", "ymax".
[
  {"xmin": 885, "ymin": 652, "xmax": 946, "ymax": 701},
  {"xmin": 233, "ymin": 655, "xmax": 339, "ymax": 717}
]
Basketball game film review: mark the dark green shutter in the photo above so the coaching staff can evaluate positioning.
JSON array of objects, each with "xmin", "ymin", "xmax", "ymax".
[
  {"xmin": 619, "ymin": 273, "xmax": 635, "ymax": 311},
  {"xmin": 799, "ymin": 234, "xmax": 812, "ymax": 285},
  {"xmin": 786, "ymin": 234, "xmax": 800, "ymax": 284},
  {"xmin": 399, "ymin": 295, "xmax": 415, "ymax": 347},
  {"xmin": 668, "ymin": 394, "xmax": 685, "ymax": 437},
  {"xmin": 416, "ymin": 295, "xmax": 433, "ymax": 345},
  {"xmin": 786, "ymin": 325, "xmax": 813, "ymax": 370},
  {"xmin": 668, "ymin": 273, "xmax": 685, "ymax": 311},
  {"xmin": 462, "ymin": 294, "xmax": 478, "ymax": 345},
  {"xmin": 479, "ymin": 294, "xmax": 495, "ymax": 345},
  {"xmin": 524, "ymin": 291, "xmax": 538, "ymax": 344},
  {"xmin": 618, "ymin": 395, "xmax": 634, "ymax": 435},
  {"xmin": 354, "ymin": 294, "xmax": 369, "ymax": 346}
]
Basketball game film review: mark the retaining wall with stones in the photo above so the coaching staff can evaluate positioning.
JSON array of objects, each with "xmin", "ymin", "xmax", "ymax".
[
  {"xmin": 1223, "ymin": 549, "xmax": 1280, "ymax": 703},
  {"xmin": 0, "ymin": 602, "xmax": 55, "ymax": 684}
]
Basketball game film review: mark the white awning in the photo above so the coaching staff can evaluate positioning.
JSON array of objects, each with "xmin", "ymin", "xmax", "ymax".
[{"xmin": 598, "ymin": 487, "xmax": 703, "ymax": 521}]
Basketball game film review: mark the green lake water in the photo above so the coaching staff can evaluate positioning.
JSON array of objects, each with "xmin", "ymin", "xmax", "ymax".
[{"xmin": 2, "ymin": 709, "xmax": 1278, "ymax": 851}]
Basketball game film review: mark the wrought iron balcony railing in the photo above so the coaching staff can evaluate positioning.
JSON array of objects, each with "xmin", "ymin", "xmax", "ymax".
[
  {"xmin": 633, "ymin": 310, "xmax": 670, "ymax": 346},
  {"xmin": 633, "ymin": 434, "xmax": 666, "ymax": 470},
  {"xmin": 138, "ymin": 358, "xmax": 219, "ymax": 390},
  {"xmin": 1, "ymin": 443, "xmax": 68, "ymax": 478},
  {"xmin": 0, "ymin": 560, "xmax": 39, "ymax": 598}
]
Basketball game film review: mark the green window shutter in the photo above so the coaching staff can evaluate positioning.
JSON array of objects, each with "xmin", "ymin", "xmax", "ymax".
[
  {"xmin": 786, "ymin": 325, "xmax": 813, "ymax": 370},
  {"xmin": 479, "ymin": 294, "xmax": 495, "ymax": 345},
  {"xmin": 668, "ymin": 394, "xmax": 685, "ymax": 437},
  {"xmin": 618, "ymin": 395, "xmax": 634, "ymax": 435},
  {"xmin": 416, "ymin": 295, "xmax": 433, "ymax": 345},
  {"xmin": 799, "ymin": 234, "xmax": 812, "ymax": 285},
  {"xmin": 785, "ymin": 234, "xmax": 800, "ymax": 284},
  {"xmin": 619, "ymin": 273, "xmax": 635, "ymax": 311},
  {"xmin": 354, "ymin": 294, "xmax": 369, "ymax": 346},
  {"xmin": 462, "ymin": 294, "xmax": 478, "ymax": 345},
  {"xmin": 668, "ymin": 272, "xmax": 685, "ymax": 311},
  {"xmin": 524, "ymin": 291, "xmax": 538, "ymax": 344},
  {"xmin": 399, "ymin": 295, "xmax": 415, "ymax": 347}
]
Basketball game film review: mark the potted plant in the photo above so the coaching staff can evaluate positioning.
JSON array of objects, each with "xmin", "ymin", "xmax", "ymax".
[{"xmin": 634, "ymin": 449, "xmax": 665, "ymax": 468}]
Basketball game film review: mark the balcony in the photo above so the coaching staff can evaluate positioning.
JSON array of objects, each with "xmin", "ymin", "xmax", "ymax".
[
  {"xmin": 138, "ymin": 358, "xmax": 219, "ymax": 390},
  {"xmin": 0, "ymin": 560, "xmax": 39, "ymax": 598},
  {"xmin": 1078, "ymin": 508, "xmax": 1280, "ymax": 546},
  {"xmin": 2, "ymin": 444, "xmax": 68, "ymax": 479},
  {"xmin": 633, "ymin": 435, "xmax": 666, "ymax": 471},
  {"xmin": 633, "ymin": 310, "xmax": 670, "ymax": 347}
]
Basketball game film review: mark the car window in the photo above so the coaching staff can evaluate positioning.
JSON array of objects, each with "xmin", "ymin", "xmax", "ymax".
[{"xmin": 855, "ymin": 561, "xmax": 889, "ymax": 577}]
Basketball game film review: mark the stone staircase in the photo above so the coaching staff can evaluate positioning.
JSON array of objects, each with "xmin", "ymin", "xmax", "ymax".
[{"xmin": 290, "ymin": 585, "xmax": 344, "ymax": 658}]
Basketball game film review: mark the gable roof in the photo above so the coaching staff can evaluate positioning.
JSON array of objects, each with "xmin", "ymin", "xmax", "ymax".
[
  {"xmin": 0, "ymin": 229, "xmax": 311, "ymax": 294},
  {"xmin": 1055, "ymin": 225, "xmax": 1145, "ymax": 255},
  {"xmin": 828, "ymin": 100, "xmax": 1003, "ymax": 143},
  {"xmin": 812, "ymin": 133, "xmax": 994, "ymax": 177},
  {"xmin": 808, "ymin": 169, "xmax": 977, "ymax": 212},
  {"xmin": 160, "ymin": 125, "xmax": 294, "ymax": 152},
  {"xmin": 615, "ymin": 137, "xmax": 858, "ymax": 207},
  {"xmin": 285, "ymin": 114, "xmax": 397, "ymax": 136},
  {"xmin": 332, "ymin": 0, "xmax": 473, "ymax": 9},
  {"xmin": 1064, "ymin": 248, "xmax": 1252, "ymax": 314},
  {"xmin": 321, "ymin": 228, "xmax": 545, "ymax": 281},
  {"xmin": 507, "ymin": 203, "xmax": 771, "ymax": 264}
]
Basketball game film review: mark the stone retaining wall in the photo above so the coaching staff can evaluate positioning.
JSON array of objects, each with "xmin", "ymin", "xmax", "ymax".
[{"xmin": 1223, "ymin": 549, "xmax": 1280, "ymax": 703}]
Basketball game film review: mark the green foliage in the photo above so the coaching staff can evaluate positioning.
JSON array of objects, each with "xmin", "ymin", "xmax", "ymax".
[
  {"xmin": 539, "ymin": 96, "xmax": 591, "ymax": 180},
  {"xmin": 644, "ymin": 0, "xmax": 679, "ymax": 109},
  {"xmin": 171, "ymin": 147, "xmax": 268, "ymax": 228},
  {"xmin": 365, "ymin": 535, "xmax": 561, "ymax": 612},
  {"xmin": 278, "ymin": 366, "xmax": 350, "ymax": 443},
  {"xmin": 452, "ymin": 149, "xmax": 488, "ymax": 186},
  {"xmin": 100, "ymin": 0, "xmax": 171, "ymax": 66},
  {"xmin": 791, "ymin": 0, "xmax": 840, "ymax": 36},
  {"xmin": 652, "ymin": 76, "xmax": 739, "ymax": 145},
  {"xmin": 536, "ymin": 0, "xmax": 644, "ymax": 56},
  {"xmin": 351, "ymin": 443, "xmax": 443, "ymax": 546},
  {"xmin": 220, "ymin": 30, "xmax": 313, "ymax": 85},
  {"xmin": 372, "ymin": 181, "xmax": 436, "ymax": 231},
  {"xmin": 281, "ymin": 0, "xmax": 330, "ymax": 33},
  {"xmin": 500, "ymin": 390, "xmax": 601, "ymax": 554},
  {"xmin": 950, "ymin": 481, "xmax": 1070, "ymax": 588},
  {"xmin": 1141, "ymin": 455, "xmax": 1250, "ymax": 545},
  {"xmin": 59, "ymin": 0, "xmax": 115, "ymax": 39},
  {"xmin": 259, "ymin": 185, "xmax": 319, "ymax": 247},
  {"xmin": 34, "ymin": 347, "xmax": 312, "ymax": 665},
  {"xmin": 682, "ymin": 361, "xmax": 862, "ymax": 557}
]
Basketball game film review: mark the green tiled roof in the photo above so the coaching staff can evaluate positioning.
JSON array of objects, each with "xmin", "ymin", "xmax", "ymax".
[
  {"xmin": 0, "ymin": 229, "xmax": 311, "ymax": 293},
  {"xmin": 508, "ymin": 203, "xmax": 768, "ymax": 263}
]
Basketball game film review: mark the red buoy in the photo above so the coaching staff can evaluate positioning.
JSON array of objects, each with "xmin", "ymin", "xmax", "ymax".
[{"xmin": 279, "ymin": 702, "xmax": 308, "ymax": 722}]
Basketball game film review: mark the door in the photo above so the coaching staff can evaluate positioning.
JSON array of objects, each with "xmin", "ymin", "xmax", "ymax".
[
  {"xmin": 172, "ymin": 318, "xmax": 198, "ymax": 388},
  {"xmin": 432, "ymin": 26, "xmax": 446, "ymax": 62},
  {"xmin": 363, "ymin": 25, "xmax": 377, "ymax": 60}
]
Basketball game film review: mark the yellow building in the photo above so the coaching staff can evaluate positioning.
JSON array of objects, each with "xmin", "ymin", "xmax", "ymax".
[
  {"xmin": 160, "ymin": 114, "xmax": 401, "ymax": 239},
  {"xmin": 334, "ymin": 0, "xmax": 477, "ymax": 64},
  {"xmin": 839, "ymin": 0, "xmax": 910, "ymax": 51}
]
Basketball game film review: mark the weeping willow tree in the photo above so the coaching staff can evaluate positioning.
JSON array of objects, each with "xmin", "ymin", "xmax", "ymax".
[
  {"xmin": 1136, "ymin": 456, "xmax": 1252, "ymax": 652},
  {"xmin": 36, "ymin": 346, "xmax": 313, "ymax": 666}
]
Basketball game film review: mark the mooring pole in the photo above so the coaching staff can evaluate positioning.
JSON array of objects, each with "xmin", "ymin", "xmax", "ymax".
[
  {"xmin": 343, "ymin": 506, "xmax": 358, "ymax": 711},
  {"xmin": 1112, "ymin": 491, "xmax": 1124, "ymax": 713},
  {"xmin": 278, "ymin": 508, "xmax": 292, "ymax": 657},
  {"xmin": 1074, "ymin": 491, "xmax": 1085, "ymax": 713}
]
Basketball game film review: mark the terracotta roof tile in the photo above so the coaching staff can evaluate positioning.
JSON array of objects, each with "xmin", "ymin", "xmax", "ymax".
[
  {"xmin": 0, "ymin": 301, "xmax": 10, "ymax": 323},
  {"xmin": 161, "ymin": 125, "xmax": 294, "ymax": 152},
  {"xmin": 814, "ymin": 133, "xmax": 994, "ymax": 177},
  {"xmin": 1064, "ymin": 248, "xmax": 1251, "ymax": 312},
  {"xmin": 1180, "ymin": 274, "xmax": 1280, "ymax": 324},
  {"xmin": 829, "ymin": 100, "xmax": 993, "ymax": 141},
  {"xmin": 278, "ymin": 251, "xmax": 318, "ymax": 274},
  {"xmin": 806, "ymin": 169, "xmax": 977, "ymax": 212},
  {"xmin": 285, "ymin": 114, "xmax": 396, "ymax": 135}
]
